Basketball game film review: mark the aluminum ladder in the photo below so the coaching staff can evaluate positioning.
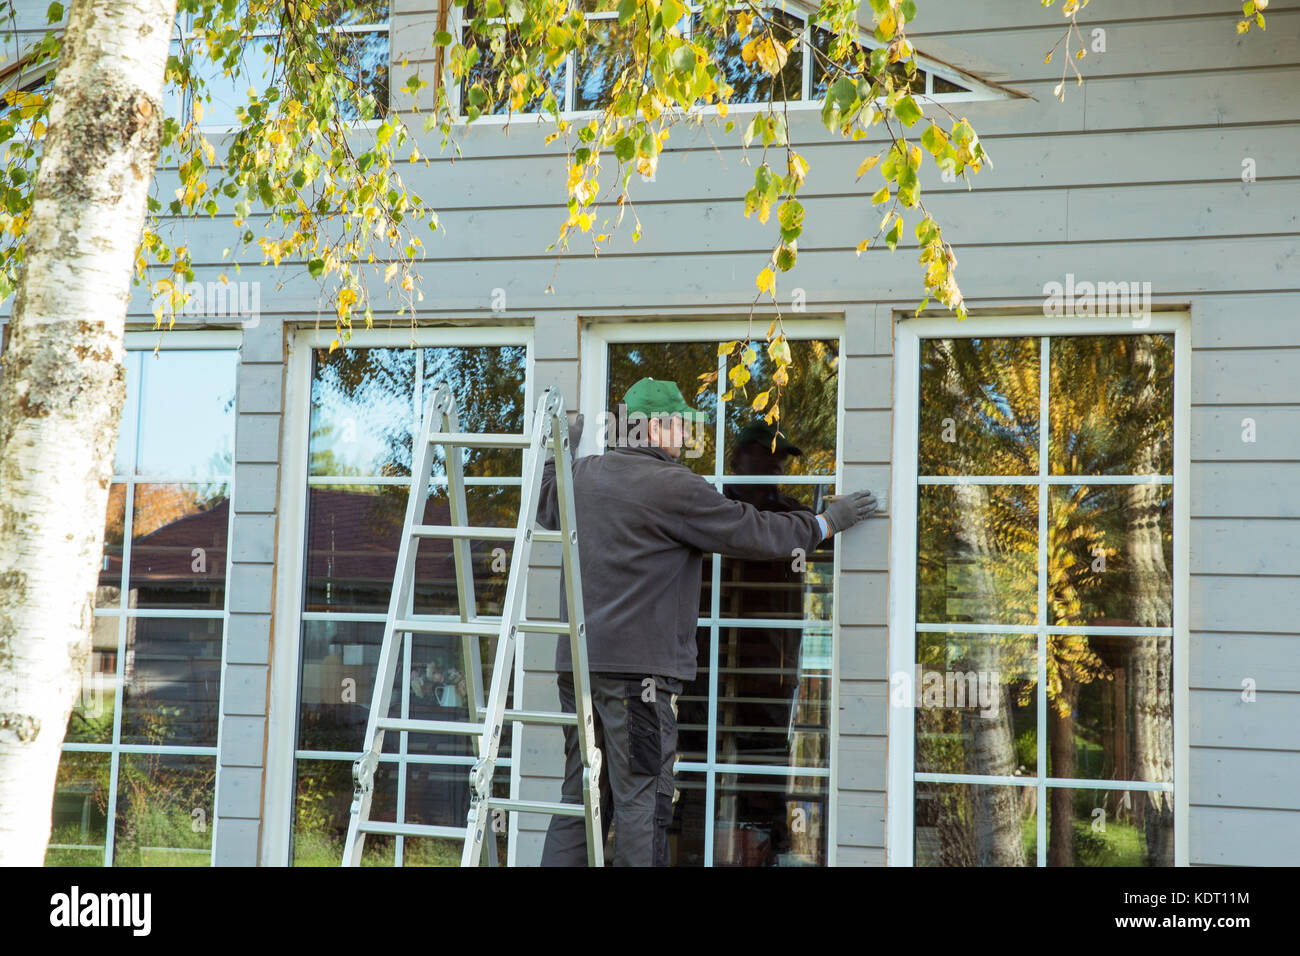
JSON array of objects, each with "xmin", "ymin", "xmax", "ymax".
[{"xmin": 341, "ymin": 384, "xmax": 603, "ymax": 866}]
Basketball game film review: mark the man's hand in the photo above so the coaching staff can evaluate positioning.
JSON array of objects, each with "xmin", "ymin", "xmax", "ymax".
[
  {"xmin": 546, "ymin": 413, "xmax": 584, "ymax": 465},
  {"xmin": 567, "ymin": 413, "xmax": 584, "ymax": 456},
  {"xmin": 819, "ymin": 490, "xmax": 879, "ymax": 535}
]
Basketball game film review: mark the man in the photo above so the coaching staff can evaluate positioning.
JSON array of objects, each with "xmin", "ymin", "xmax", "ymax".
[{"xmin": 536, "ymin": 377, "xmax": 877, "ymax": 866}]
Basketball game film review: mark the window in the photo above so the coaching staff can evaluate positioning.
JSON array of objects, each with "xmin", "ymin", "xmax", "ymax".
[
  {"xmin": 458, "ymin": 1, "xmax": 985, "ymax": 119},
  {"xmin": 276, "ymin": 328, "xmax": 533, "ymax": 866},
  {"xmin": 48, "ymin": 333, "xmax": 239, "ymax": 867},
  {"xmin": 582, "ymin": 319, "xmax": 843, "ymax": 866},
  {"xmin": 890, "ymin": 315, "xmax": 1189, "ymax": 867},
  {"xmin": 171, "ymin": 0, "xmax": 390, "ymax": 128}
]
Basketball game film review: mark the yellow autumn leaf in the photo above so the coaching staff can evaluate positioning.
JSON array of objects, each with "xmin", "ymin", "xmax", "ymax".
[
  {"xmin": 756, "ymin": 268, "xmax": 775, "ymax": 293},
  {"xmin": 856, "ymin": 154, "xmax": 881, "ymax": 178},
  {"xmin": 752, "ymin": 389, "xmax": 771, "ymax": 411}
]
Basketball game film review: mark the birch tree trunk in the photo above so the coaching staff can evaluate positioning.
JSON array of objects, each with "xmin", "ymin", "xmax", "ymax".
[{"xmin": 0, "ymin": 0, "xmax": 176, "ymax": 865}]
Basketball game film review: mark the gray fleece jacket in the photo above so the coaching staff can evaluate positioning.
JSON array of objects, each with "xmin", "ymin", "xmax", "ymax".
[{"xmin": 537, "ymin": 444, "xmax": 825, "ymax": 682}]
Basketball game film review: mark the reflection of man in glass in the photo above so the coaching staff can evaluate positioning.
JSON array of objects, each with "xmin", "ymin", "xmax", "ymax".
[
  {"xmin": 537, "ymin": 379, "xmax": 877, "ymax": 867},
  {"xmin": 718, "ymin": 422, "xmax": 822, "ymax": 864}
]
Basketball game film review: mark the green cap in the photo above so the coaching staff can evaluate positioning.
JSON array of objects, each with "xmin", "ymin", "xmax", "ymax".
[
  {"xmin": 736, "ymin": 421, "xmax": 802, "ymax": 456},
  {"xmin": 621, "ymin": 377, "xmax": 708, "ymax": 422}
]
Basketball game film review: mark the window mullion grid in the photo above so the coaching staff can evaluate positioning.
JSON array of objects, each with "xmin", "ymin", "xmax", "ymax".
[{"xmin": 1036, "ymin": 335, "xmax": 1049, "ymax": 867}]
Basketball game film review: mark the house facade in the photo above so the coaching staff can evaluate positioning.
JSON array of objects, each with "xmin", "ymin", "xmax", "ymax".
[{"xmin": 5, "ymin": 0, "xmax": 1298, "ymax": 866}]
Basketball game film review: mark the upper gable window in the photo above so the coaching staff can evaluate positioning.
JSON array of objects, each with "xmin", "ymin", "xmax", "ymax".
[
  {"xmin": 458, "ymin": 1, "xmax": 989, "ymax": 120},
  {"xmin": 175, "ymin": 0, "xmax": 391, "ymax": 128}
]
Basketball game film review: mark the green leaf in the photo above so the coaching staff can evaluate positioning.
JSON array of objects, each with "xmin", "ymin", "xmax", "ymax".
[
  {"xmin": 671, "ymin": 45, "xmax": 695, "ymax": 74},
  {"xmin": 885, "ymin": 215, "xmax": 902, "ymax": 250},
  {"xmin": 308, "ymin": 258, "xmax": 325, "ymax": 279},
  {"xmin": 434, "ymin": 30, "xmax": 453, "ymax": 46},
  {"xmin": 901, "ymin": 0, "xmax": 917, "ymax": 21},
  {"xmin": 46, "ymin": 1, "xmax": 63, "ymax": 23},
  {"xmin": 829, "ymin": 76, "xmax": 857, "ymax": 112},
  {"xmin": 893, "ymin": 94, "xmax": 922, "ymax": 127}
]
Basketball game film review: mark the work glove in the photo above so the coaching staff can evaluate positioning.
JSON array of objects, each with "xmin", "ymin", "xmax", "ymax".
[{"xmin": 819, "ymin": 489, "xmax": 878, "ymax": 535}]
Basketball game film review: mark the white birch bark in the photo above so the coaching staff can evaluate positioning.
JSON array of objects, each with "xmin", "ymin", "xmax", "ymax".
[{"xmin": 0, "ymin": 0, "xmax": 176, "ymax": 864}]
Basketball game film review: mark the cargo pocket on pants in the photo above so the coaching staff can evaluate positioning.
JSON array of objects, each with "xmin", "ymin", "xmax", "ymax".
[{"xmin": 626, "ymin": 681, "xmax": 661, "ymax": 777}]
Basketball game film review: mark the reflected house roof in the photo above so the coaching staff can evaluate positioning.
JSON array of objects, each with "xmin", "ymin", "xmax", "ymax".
[
  {"xmin": 108, "ymin": 499, "xmax": 229, "ymax": 601},
  {"xmin": 106, "ymin": 488, "xmax": 510, "ymax": 608},
  {"xmin": 304, "ymin": 488, "xmax": 509, "ymax": 610}
]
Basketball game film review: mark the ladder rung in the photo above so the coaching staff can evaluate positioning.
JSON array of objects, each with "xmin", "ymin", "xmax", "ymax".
[
  {"xmin": 395, "ymin": 618, "xmax": 575, "ymax": 636},
  {"xmin": 395, "ymin": 619, "xmax": 498, "ymax": 636},
  {"xmin": 502, "ymin": 708, "xmax": 579, "ymax": 726},
  {"xmin": 429, "ymin": 431, "xmax": 532, "ymax": 449},
  {"xmin": 375, "ymin": 718, "xmax": 484, "ymax": 735},
  {"xmin": 486, "ymin": 798, "xmax": 587, "ymax": 817},
  {"xmin": 358, "ymin": 821, "xmax": 468, "ymax": 840},
  {"xmin": 411, "ymin": 525, "xmax": 562, "ymax": 544}
]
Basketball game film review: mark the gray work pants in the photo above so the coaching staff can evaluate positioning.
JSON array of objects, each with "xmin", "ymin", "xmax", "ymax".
[{"xmin": 540, "ymin": 671, "xmax": 682, "ymax": 866}]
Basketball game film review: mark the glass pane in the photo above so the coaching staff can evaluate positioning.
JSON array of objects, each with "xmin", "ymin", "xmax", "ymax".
[
  {"xmin": 1050, "ymin": 334, "xmax": 1173, "ymax": 476},
  {"xmin": 461, "ymin": 26, "xmax": 565, "ymax": 114},
  {"xmin": 1048, "ymin": 484, "xmax": 1173, "ymax": 627},
  {"xmin": 700, "ymin": 10, "xmax": 803, "ymax": 104},
  {"xmin": 297, "ymin": 618, "xmax": 385, "ymax": 753},
  {"xmin": 136, "ymin": 350, "xmax": 236, "ymax": 478},
  {"xmin": 674, "ymin": 627, "xmax": 711, "ymax": 764},
  {"xmin": 395, "ymin": 764, "xmax": 509, "ymax": 836},
  {"xmin": 724, "ymin": 339, "xmax": 837, "ymax": 476},
  {"xmin": 310, "ymin": 347, "xmax": 416, "ymax": 478},
  {"xmin": 1046, "ymin": 787, "xmax": 1173, "ymax": 866},
  {"xmin": 98, "ymin": 484, "xmax": 126, "ymax": 609},
  {"xmin": 918, "ymin": 337, "xmax": 1040, "ymax": 476},
  {"xmin": 293, "ymin": 758, "xmax": 397, "ymax": 866},
  {"xmin": 304, "ymin": 483, "xmax": 516, "ymax": 614},
  {"xmin": 606, "ymin": 341, "xmax": 719, "ymax": 476},
  {"xmin": 317, "ymin": 0, "xmax": 390, "ymax": 27},
  {"xmin": 330, "ymin": 29, "xmax": 390, "ymax": 121},
  {"xmin": 422, "ymin": 344, "xmax": 527, "ymax": 478},
  {"xmin": 718, "ymin": 483, "xmax": 833, "ymax": 621},
  {"xmin": 932, "ymin": 73, "xmax": 968, "ymax": 94},
  {"xmin": 67, "ymin": 618, "xmax": 119, "ymax": 743},
  {"xmin": 1045, "ymin": 634, "xmax": 1173, "ymax": 783},
  {"xmin": 193, "ymin": 37, "xmax": 276, "ymax": 126},
  {"xmin": 129, "ymin": 483, "xmax": 229, "ymax": 609},
  {"xmin": 46, "ymin": 751, "xmax": 110, "ymax": 866},
  {"xmin": 914, "ymin": 781, "xmax": 1036, "ymax": 866},
  {"xmin": 663, "ymin": 770, "xmax": 705, "ymax": 866},
  {"xmin": 916, "ymin": 484, "xmax": 1038, "ymax": 625},
  {"xmin": 914, "ymin": 633, "xmax": 1038, "ymax": 776},
  {"xmin": 412, "ymin": 485, "xmax": 519, "ymax": 616},
  {"xmin": 113, "ymin": 754, "xmax": 215, "ymax": 866},
  {"xmin": 713, "ymin": 625, "xmax": 830, "ymax": 770},
  {"xmin": 574, "ymin": 15, "xmax": 652, "ymax": 111},
  {"xmin": 387, "ymin": 631, "xmax": 514, "ymax": 759},
  {"xmin": 121, "ymin": 617, "xmax": 223, "ymax": 746},
  {"xmin": 713, "ymin": 771, "xmax": 828, "ymax": 866}
]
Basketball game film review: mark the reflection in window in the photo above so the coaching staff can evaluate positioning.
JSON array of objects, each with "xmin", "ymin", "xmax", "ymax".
[
  {"xmin": 294, "ymin": 342, "xmax": 528, "ymax": 866},
  {"xmin": 176, "ymin": 4, "xmax": 390, "ymax": 126},
  {"xmin": 605, "ymin": 335, "xmax": 840, "ymax": 865},
  {"xmin": 697, "ymin": 10, "xmax": 803, "ymax": 104},
  {"xmin": 52, "ymin": 345, "xmax": 235, "ymax": 868},
  {"xmin": 911, "ymin": 332, "xmax": 1176, "ymax": 866}
]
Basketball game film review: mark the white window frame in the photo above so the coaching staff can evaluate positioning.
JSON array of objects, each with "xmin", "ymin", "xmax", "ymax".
[
  {"xmin": 56, "ymin": 328, "xmax": 241, "ymax": 868},
  {"xmin": 453, "ymin": 1, "xmax": 1002, "ymax": 124},
  {"xmin": 886, "ymin": 311, "xmax": 1191, "ymax": 867},
  {"xmin": 580, "ymin": 315, "xmax": 845, "ymax": 866},
  {"xmin": 265, "ymin": 323, "xmax": 535, "ymax": 866}
]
